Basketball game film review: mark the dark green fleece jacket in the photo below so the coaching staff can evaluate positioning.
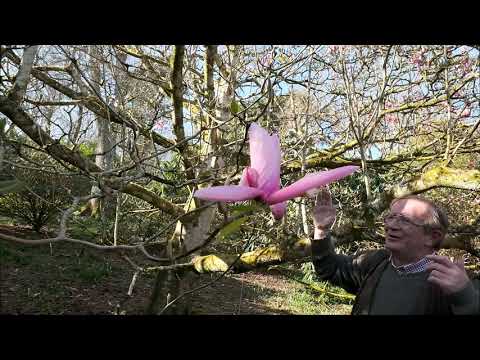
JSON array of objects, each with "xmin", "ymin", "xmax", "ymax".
[{"xmin": 311, "ymin": 236, "xmax": 479, "ymax": 315}]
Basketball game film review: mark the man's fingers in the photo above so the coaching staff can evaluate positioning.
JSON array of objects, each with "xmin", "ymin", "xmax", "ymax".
[
  {"xmin": 426, "ymin": 262, "xmax": 453, "ymax": 275},
  {"xmin": 427, "ymin": 273, "xmax": 448, "ymax": 288},
  {"xmin": 324, "ymin": 184, "xmax": 331, "ymax": 195},
  {"xmin": 426, "ymin": 254, "xmax": 455, "ymax": 268},
  {"xmin": 427, "ymin": 254, "xmax": 467, "ymax": 273},
  {"xmin": 429, "ymin": 269, "xmax": 450, "ymax": 279},
  {"xmin": 454, "ymin": 255, "xmax": 465, "ymax": 270},
  {"xmin": 315, "ymin": 187, "xmax": 332, "ymax": 207}
]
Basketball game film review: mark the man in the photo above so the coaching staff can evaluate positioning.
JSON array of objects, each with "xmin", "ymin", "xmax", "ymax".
[{"xmin": 311, "ymin": 188, "xmax": 479, "ymax": 314}]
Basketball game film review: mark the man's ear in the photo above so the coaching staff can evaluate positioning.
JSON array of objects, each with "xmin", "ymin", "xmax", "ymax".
[{"xmin": 426, "ymin": 228, "xmax": 443, "ymax": 248}]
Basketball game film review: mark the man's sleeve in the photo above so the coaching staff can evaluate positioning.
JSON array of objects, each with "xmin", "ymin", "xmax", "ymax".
[
  {"xmin": 311, "ymin": 234, "xmax": 383, "ymax": 294},
  {"xmin": 448, "ymin": 279, "xmax": 480, "ymax": 315}
]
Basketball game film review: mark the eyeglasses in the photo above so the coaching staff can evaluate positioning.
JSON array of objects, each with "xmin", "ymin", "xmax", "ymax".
[{"xmin": 383, "ymin": 213, "xmax": 428, "ymax": 228}]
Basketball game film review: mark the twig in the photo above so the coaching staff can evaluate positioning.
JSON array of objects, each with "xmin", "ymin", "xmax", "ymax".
[
  {"xmin": 236, "ymin": 279, "xmax": 245, "ymax": 315},
  {"xmin": 127, "ymin": 271, "xmax": 140, "ymax": 296},
  {"xmin": 0, "ymin": 232, "xmax": 146, "ymax": 252},
  {"xmin": 144, "ymin": 263, "xmax": 194, "ymax": 273}
]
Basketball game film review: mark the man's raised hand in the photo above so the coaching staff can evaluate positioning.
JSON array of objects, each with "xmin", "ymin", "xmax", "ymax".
[{"xmin": 312, "ymin": 187, "xmax": 336, "ymax": 238}]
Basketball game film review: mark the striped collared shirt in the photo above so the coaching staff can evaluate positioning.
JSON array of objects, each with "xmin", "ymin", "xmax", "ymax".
[{"xmin": 390, "ymin": 254, "xmax": 435, "ymax": 275}]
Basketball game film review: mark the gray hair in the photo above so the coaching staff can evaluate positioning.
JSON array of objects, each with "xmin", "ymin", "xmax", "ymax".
[{"xmin": 391, "ymin": 195, "xmax": 449, "ymax": 248}]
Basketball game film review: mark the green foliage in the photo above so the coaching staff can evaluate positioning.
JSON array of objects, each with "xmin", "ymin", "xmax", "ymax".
[
  {"xmin": 0, "ymin": 169, "xmax": 72, "ymax": 232},
  {"xmin": 73, "ymin": 262, "xmax": 113, "ymax": 283},
  {"xmin": 331, "ymin": 169, "xmax": 387, "ymax": 206},
  {"xmin": 69, "ymin": 217, "xmax": 103, "ymax": 239},
  {"xmin": 230, "ymin": 100, "xmax": 240, "ymax": 114},
  {"xmin": 0, "ymin": 117, "xmax": 5, "ymax": 133},
  {"xmin": 230, "ymin": 203, "xmax": 262, "ymax": 217},
  {"xmin": 0, "ymin": 242, "xmax": 33, "ymax": 265},
  {"xmin": 300, "ymin": 262, "xmax": 316, "ymax": 283},
  {"xmin": 102, "ymin": 192, "xmax": 177, "ymax": 244},
  {"xmin": 261, "ymin": 264, "xmax": 354, "ymax": 314},
  {"xmin": 147, "ymin": 153, "xmax": 188, "ymax": 199},
  {"xmin": 0, "ymin": 179, "xmax": 24, "ymax": 195},
  {"xmin": 296, "ymin": 263, "xmax": 355, "ymax": 305},
  {"xmin": 284, "ymin": 288, "xmax": 326, "ymax": 314},
  {"xmin": 78, "ymin": 142, "xmax": 96, "ymax": 158},
  {"xmin": 217, "ymin": 216, "xmax": 248, "ymax": 241}
]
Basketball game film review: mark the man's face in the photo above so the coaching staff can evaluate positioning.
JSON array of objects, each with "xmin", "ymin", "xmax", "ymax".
[{"xmin": 384, "ymin": 199, "xmax": 434, "ymax": 261}]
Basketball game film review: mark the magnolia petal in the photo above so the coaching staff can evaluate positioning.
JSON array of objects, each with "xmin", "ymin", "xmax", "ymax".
[
  {"xmin": 266, "ymin": 165, "xmax": 359, "ymax": 205},
  {"xmin": 247, "ymin": 167, "xmax": 259, "ymax": 188},
  {"xmin": 239, "ymin": 167, "xmax": 259, "ymax": 188},
  {"xmin": 248, "ymin": 123, "xmax": 281, "ymax": 197},
  {"xmin": 194, "ymin": 185, "xmax": 265, "ymax": 202},
  {"xmin": 270, "ymin": 202, "xmax": 287, "ymax": 220},
  {"xmin": 239, "ymin": 168, "xmax": 250, "ymax": 187}
]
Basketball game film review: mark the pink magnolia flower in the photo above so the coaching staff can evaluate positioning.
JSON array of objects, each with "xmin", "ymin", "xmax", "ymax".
[
  {"xmin": 154, "ymin": 119, "xmax": 166, "ymax": 130},
  {"xmin": 411, "ymin": 51, "xmax": 425, "ymax": 69},
  {"xmin": 442, "ymin": 101, "xmax": 454, "ymax": 113},
  {"xmin": 329, "ymin": 45, "xmax": 341, "ymax": 54},
  {"xmin": 260, "ymin": 52, "xmax": 274, "ymax": 67},
  {"xmin": 460, "ymin": 108, "xmax": 471, "ymax": 118},
  {"xmin": 461, "ymin": 57, "xmax": 473, "ymax": 76},
  {"xmin": 385, "ymin": 113, "xmax": 398, "ymax": 125},
  {"xmin": 194, "ymin": 123, "xmax": 359, "ymax": 219}
]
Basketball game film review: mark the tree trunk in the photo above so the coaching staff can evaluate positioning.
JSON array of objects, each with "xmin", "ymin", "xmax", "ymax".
[
  {"xmin": 0, "ymin": 118, "xmax": 5, "ymax": 175},
  {"xmin": 8, "ymin": 46, "xmax": 39, "ymax": 104},
  {"xmin": 146, "ymin": 269, "xmax": 192, "ymax": 315},
  {"xmin": 87, "ymin": 46, "xmax": 115, "ymax": 221},
  {"xmin": 148, "ymin": 46, "xmax": 239, "ymax": 315}
]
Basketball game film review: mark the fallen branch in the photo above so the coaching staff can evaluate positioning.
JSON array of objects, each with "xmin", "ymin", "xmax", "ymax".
[{"xmin": 127, "ymin": 271, "xmax": 140, "ymax": 297}]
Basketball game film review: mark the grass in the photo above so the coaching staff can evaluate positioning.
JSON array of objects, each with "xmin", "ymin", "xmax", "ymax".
[
  {"xmin": 261, "ymin": 264, "xmax": 354, "ymax": 315},
  {"xmin": 262, "ymin": 283, "xmax": 353, "ymax": 315},
  {"xmin": 0, "ymin": 231, "xmax": 118, "ymax": 285},
  {"xmin": 287, "ymin": 289, "xmax": 333, "ymax": 314},
  {"xmin": 0, "ymin": 242, "xmax": 34, "ymax": 265},
  {"xmin": 70, "ymin": 261, "xmax": 114, "ymax": 283},
  {"xmin": 68, "ymin": 218, "xmax": 101, "ymax": 240},
  {"xmin": 1, "ymin": 233, "xmax": 134, "ymax": 314},
  {"xmin": 0, "ymin": 216, "xmax": 12, "ymax": 225}
]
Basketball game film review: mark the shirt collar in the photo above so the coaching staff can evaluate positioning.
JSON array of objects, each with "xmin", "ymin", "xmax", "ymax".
[{"xmin": 389, "ymin": 253, "xmax": 435, "ymax": 275}]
